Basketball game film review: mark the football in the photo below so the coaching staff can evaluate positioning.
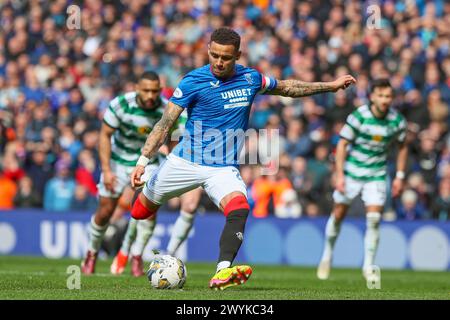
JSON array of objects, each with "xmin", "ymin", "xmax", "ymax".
[{"xmin": 147, "ymin": 255, "xmax": 187, "ymax": 289}]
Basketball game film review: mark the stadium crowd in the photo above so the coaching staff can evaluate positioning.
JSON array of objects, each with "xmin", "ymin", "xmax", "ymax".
[{"xmin": 0, "ymin": 0, "xmax": 449, "ymax": 221}]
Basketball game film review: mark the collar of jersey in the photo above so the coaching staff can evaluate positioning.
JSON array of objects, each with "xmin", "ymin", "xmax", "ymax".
[{"xmin": 369, "ymin": 104, "xmax": 388, "ymax": 120}]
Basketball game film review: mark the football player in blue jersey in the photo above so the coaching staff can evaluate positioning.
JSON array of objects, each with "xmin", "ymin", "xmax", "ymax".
[{"xmin": 128, "ymin": 27, "xmax": 356, "ymax": 290}]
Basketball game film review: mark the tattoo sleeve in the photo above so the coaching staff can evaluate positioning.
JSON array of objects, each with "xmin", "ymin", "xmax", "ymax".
[
  {"xmin": 141, "ymin": 102, "xmax": 183, "ymax": 159},
  {"xmin": 269, "ymin": 80, "xmax": 335, "ymax": 98}
]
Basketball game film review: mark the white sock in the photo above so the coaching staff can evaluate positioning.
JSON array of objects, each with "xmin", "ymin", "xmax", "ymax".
[
  {"xmin": 131, "ymin": 219, "xmax": 155, "ymax": 256},
  {"xmin": 216, "ymin": 261, "xmax": 231, "ymax": 273},
  {"xmin": 321, "ymin": 214, "xmax": 342, "ymax": 262},
  {"xmin": 88, "ymin": 216, "xmax": 109, "ymax": 253},
  {"xmin": 363, "ymin": 212, "xmax": 381, "ymax": 270},
  {"xmin": 167, "ymin": 210, "xmax": 195, "ymax": 255},
  {"xmin": 119, "ymin": 218, "xmax": 138, "ymax": 255}
]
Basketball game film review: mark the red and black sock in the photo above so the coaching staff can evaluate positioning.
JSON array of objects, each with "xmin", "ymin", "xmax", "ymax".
[{"xmin": 218, "ymin": 196, "xmax": 250, "ymax": 264}]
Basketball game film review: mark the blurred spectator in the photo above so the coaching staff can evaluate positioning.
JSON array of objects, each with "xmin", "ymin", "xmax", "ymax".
[
  {"xmin": 272, "ymin": 167, "xmax": 297, "ymax": 217},
  {"xmin": 13, "ymin": 175, "xmax": 42, "ymax": 208},
  {"xmin": 251, "ymin": 174, "xmax": 274, "ymax": 218},
  {"xmin": 284, "ymin": 119, "xmax": 313, "ymax": 158},
  {"xmin": 24, "ymin": 147, "xmax": 53, "ymax": 199},
  {"xmin": 307, "ymin": 143, "xmax": 332, "ymax": 212},
  {"xmin": 406, "ymin": 172, "xmax": 431, "ymax": 210},
  {"xmin": 304, "ymin": 202, "xmax": 321, "ymax": 218},
  {"xmin": 1, "ymin": 153, "xmax": 25, "ymax": 182},
  {"xmin": 274, "ymin": 188, "xmax": 302, "ymax": 219},
  {"xmin": 431, "ymin": 178, "xmax": 450, "ymax": 221},
  {"xmin": 325, "ymin": 90, "xmax": 353, "ymax": 125},
  {"xmin": 71, "ymin": 184, "xmax": 97, "ymax": 211},
  {"xmin": 0, "ymin": 167, "xmax": 17, "ymax": 209},
  {"xmin": 396, "ymin": 189, "xmax": 428, "ymax": 220},
  {"xmin": 413, "ymin": 130, "xmax": 440, "ymax": 187},
  {"xmin": 75, "ymin": 149, "xmax": 99, "ymax": 196},
  {"xmin": 290, "ymin": 156, "xmax": 312, "ymax": 196},
  {"xmin": 43, "ymin": 159, "xmax": 76, "ymax": 211},
  {"xmin": 401, "ymin": 89, "xmax": 429, "ymax": 131}
]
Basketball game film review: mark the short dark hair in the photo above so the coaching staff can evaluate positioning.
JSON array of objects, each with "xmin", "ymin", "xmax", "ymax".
[
  {"xmin": 370, "ymin": 78, "xmax": 392, "ymax": 93},
  {"xmin": 210, "ymin": 28, "xmax": 241, "ymax": 51},
  {"xmin": 140, "ymin": 71, "xmax": 160, "ymax": 82}
]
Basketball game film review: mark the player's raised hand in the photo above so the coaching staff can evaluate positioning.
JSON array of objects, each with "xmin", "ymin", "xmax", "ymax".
[
  {"xmin": 391, "ymin": 178, "xmax": 404, "ymax": 198},
  {"xmin": 131, "ymin": 165, "xmax": 146, "ymax": 188},
  {"xmin": 332, "ymin": 75, "xmax": 356, "ymax": 92},
  {"xmin": 103, "ymin": 170, "xmax": 117, "ymax": 193}
]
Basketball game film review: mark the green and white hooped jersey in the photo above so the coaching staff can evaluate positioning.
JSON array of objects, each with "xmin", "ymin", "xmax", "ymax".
[
  {"xmin": 103, "ymin": 92, "xmax": 169, "ymax": 167},
  {"xmin": 340, "ymin": 104, "xmax": 407, "ymax": 181}
]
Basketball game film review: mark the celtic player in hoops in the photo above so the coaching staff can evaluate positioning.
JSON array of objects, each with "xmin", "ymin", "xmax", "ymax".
[{"xmin": 317, "ymin": 79, "xmax": 408, "ymax": 281}]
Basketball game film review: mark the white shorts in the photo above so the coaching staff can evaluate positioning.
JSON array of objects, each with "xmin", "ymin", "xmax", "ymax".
[
  {"xmin": 98, "ymin": 161, "xmax": 158, "ymax": 198},
  {"xmin": 143, "ymin": 153, "xmax": 247, "ymax": 208},
  {"xmin": 332, "ymin": 176, "xmax": 387, "ymax": 206}
]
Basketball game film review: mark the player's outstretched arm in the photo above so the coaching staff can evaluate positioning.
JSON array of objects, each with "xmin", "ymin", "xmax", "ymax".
[{"xmin": 269, "ymin": 75, "xmax": 356, "ymax": 98}]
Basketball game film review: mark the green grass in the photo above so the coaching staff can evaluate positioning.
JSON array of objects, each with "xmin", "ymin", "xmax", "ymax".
[{"xmin": 0, "ymin": 256, "xmax": 448, "ymax": 300}]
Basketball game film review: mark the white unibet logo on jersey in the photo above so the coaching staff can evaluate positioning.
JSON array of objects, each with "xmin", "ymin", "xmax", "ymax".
[
  {"xmin": 173, "ymin": 87, "xmax": 183, "ymax": 98},
  {"xmin": 221, "ymin": 89, "xmax": 253, "ymax": 109},
  {"xmin": 220, "ymin": 88, "xmax": 252, "ymax": 100}
]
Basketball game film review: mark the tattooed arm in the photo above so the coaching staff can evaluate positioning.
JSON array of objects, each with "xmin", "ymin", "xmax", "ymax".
[
  {"xmin": 268, "ymin": 75, "xmax": 356, "ymax": 98},
  {"xmin": 141, "ymin": 102, "xmax": 184, "ymax": 159},
  {"xmin": 131, "ymin": 101, "xmax": 184, "ymax": 187}
]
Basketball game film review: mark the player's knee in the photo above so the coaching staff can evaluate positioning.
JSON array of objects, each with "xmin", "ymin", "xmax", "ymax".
[
  {"xmin": 366, "ymin": 211, "xmax": 381, "ymax": 228},
  {"xmin": 223, "ymin": 195, "xmax": 249, "ymax": 217},
  {"xmin": 333, "ymin": 205, "xmax": 347, "ymax": 221},
  {"xmin": 181, "ymin": 202, "xmax": 197, "ymax": 214},
  {"xmin": 96, "ymin": 198, "xmax": 117, "ymax": 222},
  {"xmin": 131, "ymin": 194, "xmax": 158, "ymax": 220}
]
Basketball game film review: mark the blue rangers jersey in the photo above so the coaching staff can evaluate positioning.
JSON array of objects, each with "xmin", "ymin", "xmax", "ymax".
[{"xmin": 169, "ymin": 64, "xmax": 277, "ymax": 167}]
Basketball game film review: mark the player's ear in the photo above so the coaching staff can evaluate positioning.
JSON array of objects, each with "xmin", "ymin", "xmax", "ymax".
[{"xmin": 236, "ymin": 50, "xmax": 241, "ymax": 61}]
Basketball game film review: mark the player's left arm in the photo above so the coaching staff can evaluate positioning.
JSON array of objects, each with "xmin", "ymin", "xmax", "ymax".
[
  {"xmin": 392, "ymin": 141, "xmax": 408, "ymax": 198},
  {"xmin": 268, "ymin": 75, "xmax": 356, "ymax": 98}
]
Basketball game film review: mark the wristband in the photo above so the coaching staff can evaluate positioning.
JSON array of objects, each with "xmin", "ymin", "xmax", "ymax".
[
  {"xmin": 395, "ymin": 171, "xmax": 405, "ymax": 180},
  {"xmin": 136, "ymin": 155, "xmax": 150, "ymax": 167}
]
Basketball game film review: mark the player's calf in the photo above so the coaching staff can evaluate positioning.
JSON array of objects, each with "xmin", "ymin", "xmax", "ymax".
[
  {"xmin": 217, "ymin": 195, "xmax": 250, "ymax": 268},
  {"xmin": 131, "ymin": 193, "xmax": 159, "ymax": 220}
]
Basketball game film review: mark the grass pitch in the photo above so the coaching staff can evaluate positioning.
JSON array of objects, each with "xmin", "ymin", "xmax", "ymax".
[{"xmin": 0, "ymin": 256, "xmax": 448, "ymax": 300}]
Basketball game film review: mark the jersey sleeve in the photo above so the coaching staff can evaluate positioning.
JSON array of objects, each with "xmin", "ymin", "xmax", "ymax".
[
  {"xmin": 103, "ymin": 97, "xmax": 121, "ymax": 128},
  {"xmin": 340, "ymin": 112, "xmax": 361, "ymax": 142},
  {"xmin": 169, "ymin": 74, "xmax": 198, "ymax": 108},
  {"xmin": 256, "ymin": 72, "xmax": 278, "ymax": 94}
]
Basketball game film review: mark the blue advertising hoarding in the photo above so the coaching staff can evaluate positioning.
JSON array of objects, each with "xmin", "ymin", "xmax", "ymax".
[{"xmin": 0, "ymin": 210, "xmax": 449, "ymax": 271}]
